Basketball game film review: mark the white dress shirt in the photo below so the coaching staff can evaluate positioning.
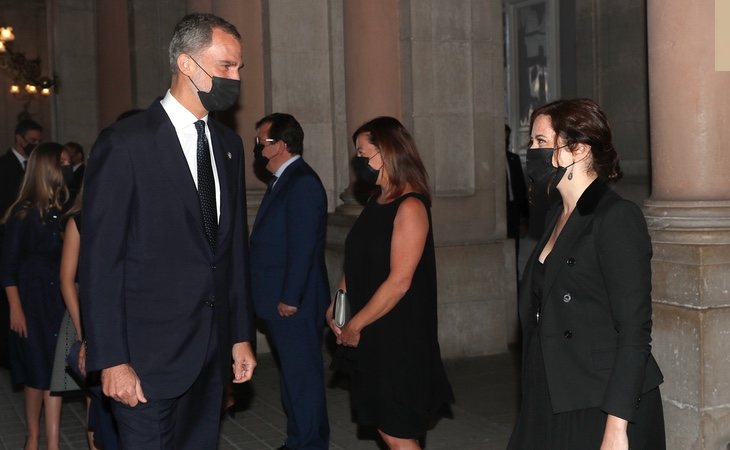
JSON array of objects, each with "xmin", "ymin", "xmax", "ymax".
[
  {"xmin": 160, "ymin": 90, "xmax": 221, "ymax": 219},
  {"xmin": 11, "ymin": 147, "xmax": 27, "ymax": 170},
  {"xmin": 272, "ymin": 154, "xmax": 301, "ymax": 188}
]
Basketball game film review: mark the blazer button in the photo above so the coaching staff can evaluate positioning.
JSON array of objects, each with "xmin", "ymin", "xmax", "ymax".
[
  {"xmin": 563, "ymin": 330, "xmax": 573, "ymax": 339},
  {"xmin": 563, "ymin": 293, "xmax": 572, "ymax": 303},
  {"xmin": 567, "ymin": 257, "xmax": 576, "ymax": 266}
]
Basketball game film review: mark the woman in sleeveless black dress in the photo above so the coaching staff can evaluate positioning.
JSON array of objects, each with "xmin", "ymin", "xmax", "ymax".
[{"xmin": 328, "ymin": 117, "xmax": 453, "ymax": 449}]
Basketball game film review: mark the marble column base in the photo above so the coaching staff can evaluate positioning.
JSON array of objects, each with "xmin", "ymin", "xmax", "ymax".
[{"xmin": 645, "ymin": 200, "xmax": 730, "ymax": 449}]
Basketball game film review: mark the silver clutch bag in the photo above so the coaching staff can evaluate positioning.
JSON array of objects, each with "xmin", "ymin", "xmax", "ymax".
[{"xmin": 333, "ymin": 289, "xmax": 351, "ymax": 328}]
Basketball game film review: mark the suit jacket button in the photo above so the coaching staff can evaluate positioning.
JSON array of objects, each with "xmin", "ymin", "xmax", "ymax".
[
  {"xmin": 563, "ymin": 293, "xmax": 572, "ymax": 303},
  {"xmin": 567, "ymin": 257, "xmax": 576, "ymax": 266},
  {"xmin": 563, "ymin": 330, "xmax": 572, "ymax": 339}
]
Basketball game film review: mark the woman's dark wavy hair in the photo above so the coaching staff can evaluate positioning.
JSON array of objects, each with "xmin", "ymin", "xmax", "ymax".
[
  {"xmin": 530, "ymin": 98, "xmax": 623, "ymax": 183},
  {"xmin": 352, "ymin": 116, "xmax": 431, "ymax": 201}
]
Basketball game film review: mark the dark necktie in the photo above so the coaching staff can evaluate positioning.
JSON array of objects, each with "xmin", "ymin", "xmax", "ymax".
[{"xmin": 195, "ymin": 120, "xmax": 218, "ymax": 252}]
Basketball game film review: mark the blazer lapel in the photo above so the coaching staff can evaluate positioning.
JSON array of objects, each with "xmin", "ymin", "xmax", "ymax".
[
  {"xmin": 208, "ymin": 122, "xmax": 231, "ymax": 245},
  {"xmin": 252, "ymin": 158, "xmax": 301, "ymax": 234},
  {"xmin": 540, "ymin": 181, "xmax": 611, "ymax": 317},
  {"xmin": 541, "ymin": 211, "xmax": 594, "ymax": 305},
  {"xmin": 153, "ymin": 108, "xmax": 203, "ymax": 228}
]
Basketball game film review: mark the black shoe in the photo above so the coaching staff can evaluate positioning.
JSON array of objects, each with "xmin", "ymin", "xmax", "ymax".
[{"xmin": 277, "ymin": 446, "xmax": 293, "ymax": 450}]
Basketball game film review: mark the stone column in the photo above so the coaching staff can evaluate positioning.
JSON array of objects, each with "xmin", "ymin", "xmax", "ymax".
[
  {"xmin": 212, "ymin": 0, "xmax": 266, "ymax": 206},
  {"xmin": 332, "ymin": 0, "xmax": 401, "ymax": 218},
  {"xmin": 645, "ymin": 0, "xmax": 730, "ymax": 448},
  {"xmin": 127, "ymin": 0, "xmax": 185, "ymax": 108},
  {"xmin": 343, "ymin": 0, "xmax": 401, "ymax": 131},
  {"xmin": 327, "ymin": 0, "xmax": 401, "ymax": 270},
  {"xmin": 328, "ymin": 0, "xmax": 515, "ymax": 357},
  {"xmin": 399, "ymin": 0, "xmax": 514, "ymax": 356},
  {"xmin": 187, "ymin": 0, "xmax": 212, "ymax": 12},
  {"xmin": 96, "ymin": 0, "xmax": 131, "ymax": 129}
]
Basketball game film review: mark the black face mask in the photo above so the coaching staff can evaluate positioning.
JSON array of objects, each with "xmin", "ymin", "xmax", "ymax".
[
  {"xmin": 526, "ymin": 148, "xmax": 558, "ymax": 198},
  {"xmin": 526, "ymin": 145, "xmax": 580, "ymax": 197},
  {"xmin": 24, "ymin": 143, "xmax": 37, "ymax": 156},
  {"xmin": 352, "ymin": 155, "xmax": 379, "ymax": 185},
  {"xmin": 187, "ymin": 56, "xmax": 240, "ymax": 112},
  {"xmin": 253, "ymin": 143, "xmax": 269, "ymax": 166}
]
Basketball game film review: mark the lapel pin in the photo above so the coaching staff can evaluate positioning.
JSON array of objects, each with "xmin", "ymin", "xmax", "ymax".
[{"xmin": 226, "ymin": 151, "xmax": 232, "ymax": 159}]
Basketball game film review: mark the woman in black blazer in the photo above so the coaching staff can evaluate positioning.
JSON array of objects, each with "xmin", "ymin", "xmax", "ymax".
[{"xmin": 508, "ymin": 99, "xmax": 665, "ymax": 449}]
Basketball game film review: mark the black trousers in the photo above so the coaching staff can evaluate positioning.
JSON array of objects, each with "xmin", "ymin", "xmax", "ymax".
[{"xmin": 111, "ymin": 326, "xmax": 224, "ymax": 450}]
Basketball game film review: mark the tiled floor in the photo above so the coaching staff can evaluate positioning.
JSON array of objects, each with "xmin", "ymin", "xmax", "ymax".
[{"xmin": 0, "ymin": 351, "xmax": 520, "ymax": 449}]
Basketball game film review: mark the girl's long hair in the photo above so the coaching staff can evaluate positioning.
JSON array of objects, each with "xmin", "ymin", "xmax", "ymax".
[{"xmin": 2, "ymin": 142, "xmax": 69, "ymax": 223}]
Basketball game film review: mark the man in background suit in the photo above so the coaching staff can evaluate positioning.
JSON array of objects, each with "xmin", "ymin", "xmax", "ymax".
[
  {"xmin": 80, "ymin": 13, "xmax": 255, "ymax": 449},
  {"xmin": 250, "ymin": 113, "xmax": 330, "ymax": 450},
  {"xmin": 0, "ymin": 119, "xmax": 42, "ymax": 219},
  {"xmin": 505, "ymin": 124, "xmax": 528, "ymax": 241},
  {"xmin": 64, "ymin": 141, "xmax": 85, "ymax": 201},
  {"xmin": 0, "ymin": 119, "xmax": 42, "ymax": 369}
]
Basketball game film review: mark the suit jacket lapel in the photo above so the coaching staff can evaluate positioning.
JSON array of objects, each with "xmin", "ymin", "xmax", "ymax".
[
  {"xmin": 208, "ymin": 121, "xmax": 231, "ymax": 244},
  {"xmin": 541, "ymin": 179, "xmax": 609, "ymax": 303},
  {"xmin": 542, "ymin": 211, "xmax": 593, "ymax": 300},
  {"xmin": 153, "ymin": 106, "xmax": 203, "ymax": 228},
  {"xmin": 252, "ymin": 158, "xmax": 302, "ymax": 234}
]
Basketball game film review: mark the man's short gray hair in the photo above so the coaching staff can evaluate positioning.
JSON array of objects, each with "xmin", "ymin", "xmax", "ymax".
[{"xmin": 169, "ymin": 13, "xmax": 241, "ymax": 75}]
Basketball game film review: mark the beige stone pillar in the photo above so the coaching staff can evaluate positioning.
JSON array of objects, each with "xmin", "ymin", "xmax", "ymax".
[
  {"xmin": 402, "ymin": 0, "xmax": 515, "ymax": 356},
  {"xmin": 47, "ymin": 0, "xmax": 97, "ymax": 147},
  {"xmin": 343, "ymin": 0, "xmax": 401, "ymax": 134},
  {"xmin": 327, "ymin": 0, "xmax": 515, "ymax": 357},
  {"xmin": 333, "ymin": 0, "xmax": 401, "ymax": 216},
  {"xmin": 96, "ymin": 0, "xmax": 132, "ymax": 128},
  {"xmin": 326, "ymin": 0, "xmax": 403, "ymax": 317},
  {"xmin": 212, "ymin": 0, "xmax": 266, "ymax": 201},
  {"xmin": 187, "ymin": 0, "xmax": 212, "ymax": 13},
  {"xmin": 645, "ymin": 1, "xmax": 730, "ymax": 448}
]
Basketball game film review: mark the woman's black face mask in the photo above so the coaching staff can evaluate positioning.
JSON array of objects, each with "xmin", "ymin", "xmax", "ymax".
[{"xmin": 351, "ymin": 154, "xmax": 380, "ymax": 185}]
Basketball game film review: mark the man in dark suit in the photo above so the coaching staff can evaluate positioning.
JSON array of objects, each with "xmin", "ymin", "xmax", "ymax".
[
  {"xmin": 64, "ymin": 141, "xmax": 85, "ymax": 202},
  {"xmin": 0, "ymin": 119, "xmax": 42, "ymax": 219},
  {"xmin": 505, "ymin": 125, "xmax": 528, "ymax": 241},
  {"xmin": 250, "ymin": 113, "xmax": 330, "ymax": 450},
  {"xmin": 80, "ymin": 13, "xmax": 256, "ymax": 449},
  {"xmin": 0, "ymin": 119, "xmax": 42, "ymax": 369}
]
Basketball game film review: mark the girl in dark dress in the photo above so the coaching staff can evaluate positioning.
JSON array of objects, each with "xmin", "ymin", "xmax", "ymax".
[
  {"xmin": 60, "ymin": 191, "xmax": 120, "ymax": 450},
  {"xmin": 508, "ymin": 99, "xmax": 665, "ymax": 449},
  {"xmin": 0, "ymin": 142, "xmax": 69, "ymax": 450},
  {"xmin": 328, "ymin": 117, "xmax": 453, "ymax": 450}
]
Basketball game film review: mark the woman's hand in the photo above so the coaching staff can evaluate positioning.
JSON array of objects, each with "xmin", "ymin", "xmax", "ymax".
[
  {"xmin": 326, "ymin": 301, "xmax": 342, "ymax": 337},
  {"xmin": 338, "ymin": 321, "xmax": 361, "ymax": 348},
  {"xmin": 600, "ymin": 415, "xmax": 629, "ymax": 450},
  {"xmin": 9, "ymin": 304, "xmax": 27, "ymax": 338},
  {"xmin": 78, "ymin": 341, "xmax": 87, "ymax": 376}
]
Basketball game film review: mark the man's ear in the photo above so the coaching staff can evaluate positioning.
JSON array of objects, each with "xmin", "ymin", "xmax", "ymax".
[{"xmin": 177, "ymin": 54, "xmax": 194, "ymax": 77}]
